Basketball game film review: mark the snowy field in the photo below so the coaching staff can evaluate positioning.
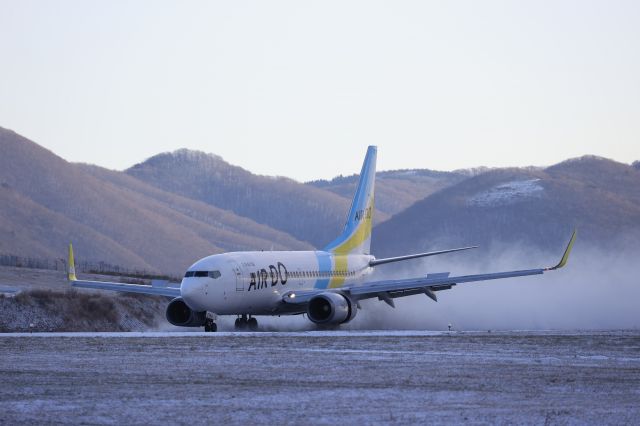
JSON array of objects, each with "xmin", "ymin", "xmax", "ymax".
[{"xmin": 1, "ymin": 331, "xmax": 639, "ymax": 424}]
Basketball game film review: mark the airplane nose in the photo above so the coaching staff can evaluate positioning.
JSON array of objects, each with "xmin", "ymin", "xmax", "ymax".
[{"xmin": 180, "ymin": 278, "xmax": 205, "ymax": 310}]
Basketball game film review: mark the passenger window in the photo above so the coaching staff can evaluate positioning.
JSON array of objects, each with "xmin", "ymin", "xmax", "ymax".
[{"xmin": 209, "ymin": 270, "xmax": 221, "ymax": 279}]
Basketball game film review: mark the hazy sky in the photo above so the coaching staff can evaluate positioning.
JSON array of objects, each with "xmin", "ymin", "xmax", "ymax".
[{"xmin": 1, "ymin": 1, "xmax": 639, "ymax": 181}]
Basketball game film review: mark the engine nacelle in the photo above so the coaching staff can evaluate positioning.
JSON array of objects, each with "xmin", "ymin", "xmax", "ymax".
[
  {"xmin": 166, "ymin": 298, "xmax": 207, "ymax": 327},
  {"xmin": 307, "ymin": 292, "xmax": 357, "ymax": 325}
]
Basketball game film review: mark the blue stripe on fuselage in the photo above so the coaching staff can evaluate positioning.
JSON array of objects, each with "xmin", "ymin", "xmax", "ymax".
[{"xmin": 315, "ymin": 251, "xmax": 332, "ymax": 289}]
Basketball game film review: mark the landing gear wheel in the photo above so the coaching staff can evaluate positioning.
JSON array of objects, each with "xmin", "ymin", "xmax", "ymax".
[
  {"xmin": 235, "ymin": 317, "xmax": 248, "ymax": 330},
  {"xmin": 204, "ymin": 319, "xmax": 217, "ymax": 332},
  {"xmin": 248, "ymin": 317, "xmax": 258, "ymax": 331}
]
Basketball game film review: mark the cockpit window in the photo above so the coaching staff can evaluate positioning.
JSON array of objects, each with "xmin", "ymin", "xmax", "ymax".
[{"xmin": 184, "ymin": 270, "xmax": 221, "ymax": 278}]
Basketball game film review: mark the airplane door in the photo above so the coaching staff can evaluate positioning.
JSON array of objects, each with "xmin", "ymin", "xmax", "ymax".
[{"xmin": 228, "ymin": 261, "xmax": 243, "ymax": 291}]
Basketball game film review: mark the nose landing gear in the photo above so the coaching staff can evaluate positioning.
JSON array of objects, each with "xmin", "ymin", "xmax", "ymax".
[
  {"xmin": 234, "ymin": 314, "xmax": 258, "ymax": 331},
  {"xmin": 204, "ymin": 312, "xmax": 217, "ymax": 332}
]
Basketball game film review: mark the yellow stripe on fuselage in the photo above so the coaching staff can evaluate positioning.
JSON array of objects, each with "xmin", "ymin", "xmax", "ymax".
[{"xmin": 328, "ymin": 256, "xmax": 348, "ymax": 288}]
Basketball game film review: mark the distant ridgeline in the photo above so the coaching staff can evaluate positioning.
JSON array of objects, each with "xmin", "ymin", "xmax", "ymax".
[
  {"xmin": 0, "ymin": 253, "xmax": 181, "ymax": 282},
  {"xmin": 1, "ymin": 126, "xmax": 639, "ymax": 272},
  {"xmin": 306, "ymin": 168, "xmax": 480, "ymax": 187}
]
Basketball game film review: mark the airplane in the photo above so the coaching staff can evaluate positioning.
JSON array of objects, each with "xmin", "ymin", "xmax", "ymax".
[{"xmin": 67, "ymin": 146, "xmax": 576, "ymax": 332}]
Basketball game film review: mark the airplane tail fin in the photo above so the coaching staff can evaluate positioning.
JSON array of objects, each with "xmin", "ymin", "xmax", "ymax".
[{"xmin": 324, "ymin": 146, "xmax": 377, "ymax": 255}]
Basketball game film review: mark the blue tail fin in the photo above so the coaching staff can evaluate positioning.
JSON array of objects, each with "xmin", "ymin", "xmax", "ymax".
[{"xmin": 324, "ymin": 146, "xmax": 377, "ymax": 255}]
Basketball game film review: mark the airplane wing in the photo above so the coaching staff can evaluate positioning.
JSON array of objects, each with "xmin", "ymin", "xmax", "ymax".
[
  {"xmin": 69, "ymin": 279, "xmax": 181, "ymax": 297},
  {"xmin": 67, "ymin": 243, "xmax": 181, "ymax": 298},
  {"xmin": 283, "ymin": 230, "xmax": 577, "ymax": 307}
]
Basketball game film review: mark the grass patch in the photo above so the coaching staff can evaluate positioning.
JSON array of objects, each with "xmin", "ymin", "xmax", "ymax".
[{"xmin": 4, "ymin": 288, "xmax": 166, "ymax": 331}]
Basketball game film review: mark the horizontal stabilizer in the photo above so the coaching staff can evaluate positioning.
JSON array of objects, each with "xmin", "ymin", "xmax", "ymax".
[{"xmin": 369, "ymin": 247, "xmax": 477, "ymax": 267}]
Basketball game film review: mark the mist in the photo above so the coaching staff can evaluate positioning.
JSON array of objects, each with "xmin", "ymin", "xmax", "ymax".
[{"xmin": 344, "ymin": 241, "xmax": 640, "ymax": 331}]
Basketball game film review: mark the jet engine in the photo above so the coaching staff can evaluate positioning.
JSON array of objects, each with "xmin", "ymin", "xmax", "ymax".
[
  {"xmin": 166, "ymin": 298, "xmax": 207, "ymax": 327},
  {"xmin": 307, "ymin": 292, "xmax": 357, "ymax": 325}
]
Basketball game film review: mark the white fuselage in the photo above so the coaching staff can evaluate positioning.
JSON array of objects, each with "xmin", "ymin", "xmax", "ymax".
[{"xmin": 180, "ymin": 251, "xmax": 374, "ymax": 315}]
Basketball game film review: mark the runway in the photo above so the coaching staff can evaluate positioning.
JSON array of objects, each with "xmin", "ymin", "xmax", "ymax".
[{"xmin": 1, "ymin": 331, "xmax": 639, "ymax": 424}]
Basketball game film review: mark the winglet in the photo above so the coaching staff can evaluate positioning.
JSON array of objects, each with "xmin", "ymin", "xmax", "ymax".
[
  {"xmin": 67, "ymin": 243, "xmax": 77, "ymax": 281},
  {"xmin": 546, "ymin": 230, "xmax": 577, "ymax": 271}
]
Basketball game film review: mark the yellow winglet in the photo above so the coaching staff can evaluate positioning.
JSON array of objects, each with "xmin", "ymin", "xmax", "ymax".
[
  {"xmin": 67, "ymin": 242, "xmax": 77, "ymax": 281},
  {"xmin": 547, "ymin": 229, "xmax": 577, "ymax": 271}
]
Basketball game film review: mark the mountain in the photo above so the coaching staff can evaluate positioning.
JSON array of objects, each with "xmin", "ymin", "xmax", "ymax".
[
  {"xmin": 308, "ymin": 169, "xmax": 471, "ymax": 216},
  {"xmin": 372, "ymin": 156, "xmax": 640, "ymax": 257},
  {"xmin": 3, "ymin": 124, "xmax": 639, "ymax": 275},
  {"xmin": 126, "ymin": 149, "xmax": 371, "ymax": 248},
  {"xmin": 0, "ymin": 127, "xmax": 310, "ymax": 275}
]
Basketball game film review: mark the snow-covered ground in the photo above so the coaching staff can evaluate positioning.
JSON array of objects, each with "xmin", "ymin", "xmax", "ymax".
[
  {"xmin": 468, "ymin": 179, "xmax": 544, "ymax": 207},
  {"xmin": 0, "ymin": 331, "xmax": 638, "ymax": 424}
]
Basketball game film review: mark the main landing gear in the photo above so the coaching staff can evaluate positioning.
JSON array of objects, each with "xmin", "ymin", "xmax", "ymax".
[
  {"xmin": 234, "ymin": 314, "xmax": 258, "ymax": 331},
  {"xmin": 204, "ymin": 318, "xmax": 217, "ymax": 332}
]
